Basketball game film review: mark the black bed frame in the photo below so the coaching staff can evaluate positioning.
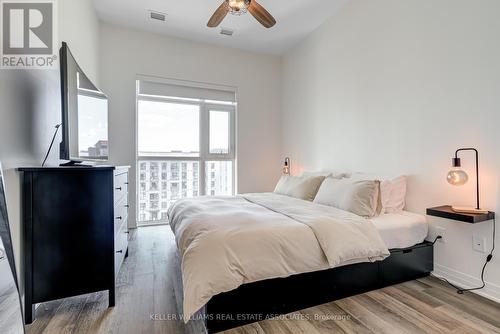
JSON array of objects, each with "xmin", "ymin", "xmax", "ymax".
[{"xmin": 205, "ymin": 241, "xmax": 433, "ymax": 333}]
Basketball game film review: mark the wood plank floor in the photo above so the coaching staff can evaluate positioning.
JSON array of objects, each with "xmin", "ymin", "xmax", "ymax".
[{"xmin": 27, "ymin": 225, "xmax": 500, "ymax": 334}]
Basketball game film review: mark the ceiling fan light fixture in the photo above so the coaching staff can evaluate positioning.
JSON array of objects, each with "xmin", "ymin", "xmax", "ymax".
[
  {"xmin": 207, "ymin": 0, "xmax": 276, "ymax": 29},
  {"xmin": 225, "ymin": 0, "xmax": 251, "ymax": 16}
]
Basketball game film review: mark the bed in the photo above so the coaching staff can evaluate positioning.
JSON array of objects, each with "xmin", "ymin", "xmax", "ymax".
[
  {"xmin": 205, "ymin": 240, "xmax": 433, "ymax": 333},
  {"xmin": 169, "ymin": 190, "xmax": 432, "ymax": 333},
  {"xmin": 371, "ymin": 210, "xmax": 428, "ymax": 249}
]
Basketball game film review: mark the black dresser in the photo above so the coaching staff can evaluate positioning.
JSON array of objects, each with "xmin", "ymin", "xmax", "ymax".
[{"xmin": 18, "ymin": 166, "xmax": 130, "ymax": 324}]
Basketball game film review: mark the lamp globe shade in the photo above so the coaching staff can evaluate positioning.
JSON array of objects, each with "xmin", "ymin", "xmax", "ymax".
[{"xmin": 447, "ymin": 168, "xmax": 469, "ymax": 186}]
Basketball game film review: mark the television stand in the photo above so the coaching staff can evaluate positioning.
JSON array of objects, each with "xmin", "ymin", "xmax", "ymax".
[{"xmin": 18, "ymin": 166, "xmax": 130, "ymax": 324}]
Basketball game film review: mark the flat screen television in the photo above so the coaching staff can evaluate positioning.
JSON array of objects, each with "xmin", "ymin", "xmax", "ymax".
[{"xmin": 59, "ymin": 42, "xmax": 109, "ymax": 164}]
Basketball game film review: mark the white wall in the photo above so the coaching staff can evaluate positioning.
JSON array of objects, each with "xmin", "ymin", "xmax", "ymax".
[
  {"xmin": 0, "ymin": 0, "xmax": 100, "ymax": 282},
  {"xmin": 282, "ymin": 0, "xmax": 500, "ymax": 301},
  {"xmin": 59, "ymin": 0, "xmax": 100, "ymax": 84},
  {"xmin": 99, "ymin": 23, "xmax": 282, "ymax": 228}
]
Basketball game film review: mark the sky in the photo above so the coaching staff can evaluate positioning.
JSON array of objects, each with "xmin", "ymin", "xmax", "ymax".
[
  {"xmin": 138, "ymin": 100, "xmax": 229, "ymax": 156},
  {"xmin": 75, "ymin": 98, "xmax": 229, "ymax": 156}
]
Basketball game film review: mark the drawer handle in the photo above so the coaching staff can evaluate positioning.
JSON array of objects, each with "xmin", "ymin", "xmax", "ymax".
[
  {"xmin": 115, "ymin": 187, "xmax": 122, "ymax": 191},
  {"xmin": 124, "ymin": 205, "xmax": 130, "ymax": 208},
  {"xmin": 125, "ymin": 182, "xmax": 129, "ymax": 185},
  {"xmin": 125, "ymin": 231, "xmax": 130, "ymax": 234},
  {"xmin": 116, "ymin": 250, "xmax": 123, "ymax": 254},
  {"xmin": 116, "ymin": 216, "xmax": 122, "ymax": 220}
]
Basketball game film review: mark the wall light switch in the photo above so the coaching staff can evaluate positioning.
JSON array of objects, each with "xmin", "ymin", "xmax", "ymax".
[{"xmin": 472, "ymin": 235, "xmax": 487, "ymax": 253}]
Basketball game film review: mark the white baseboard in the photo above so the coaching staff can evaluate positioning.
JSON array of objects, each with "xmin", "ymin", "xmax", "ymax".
[{"xmin": 432, "ymin": 263, "xmax": 500, "ymax": 303}]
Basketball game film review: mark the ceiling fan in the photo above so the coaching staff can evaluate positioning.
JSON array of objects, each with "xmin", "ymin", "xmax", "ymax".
[{"xmin": 207, "ymin": 0, "xmax": 276, "ymax": 29}]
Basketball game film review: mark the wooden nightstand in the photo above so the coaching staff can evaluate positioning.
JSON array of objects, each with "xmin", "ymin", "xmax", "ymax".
[{"xmin": 427, "ymin": 205, "xmax": 495, "ymax": 224}]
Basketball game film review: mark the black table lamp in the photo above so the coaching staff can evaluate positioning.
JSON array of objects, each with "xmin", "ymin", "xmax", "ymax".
[{"xmin": 446, "ymin": 148, "xmax": 488, "ymax": 214}]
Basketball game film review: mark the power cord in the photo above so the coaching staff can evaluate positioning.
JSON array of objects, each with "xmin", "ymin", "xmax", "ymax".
[
  {"xmin": 431, "ymin": 235, "xmax": 442, "ymax": 245},
  {"xmin": 433, "ymin": 217, "xmax": 496, "ymax": 294},
  {"xmin": 41, "ymin": 124, "xmax": 61, "ymax": 167}
]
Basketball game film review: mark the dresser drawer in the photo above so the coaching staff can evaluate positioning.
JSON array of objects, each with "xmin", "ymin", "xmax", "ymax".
[
  {"xmin": 114, "ymin": 224, "xmax": 128, "ymax": 278},
  {"xmin": 379, "ymin": 242, "xmax": 433, "ymax": 285},
  {"xmin": 113, "ymin": 172, "xmax": 128, "ymax": 205},
  {"xmin": 114, "ymin": 199, "xmax": 128, "ymax": 235},
  {"xmin": 113, "ymin": 168, "xmax": 129, "ymax": 279}
]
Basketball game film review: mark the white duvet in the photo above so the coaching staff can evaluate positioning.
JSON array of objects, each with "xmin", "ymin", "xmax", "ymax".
[{"xmin": 168, "ymin": 193, "xmax": 390, "ymax": 321}]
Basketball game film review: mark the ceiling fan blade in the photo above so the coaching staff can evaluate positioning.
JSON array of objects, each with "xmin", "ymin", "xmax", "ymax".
[
  {"xmin": 207, "ymin": 2, "xmax": 229, "ymax": 27},
  {"xmin": 248, "ymin": 1, "xmax": 276, "ymax": 28}
]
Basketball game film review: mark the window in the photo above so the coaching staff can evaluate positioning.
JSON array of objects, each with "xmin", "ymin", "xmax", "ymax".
[
  {"xmin": 209, "ymin": 111, "xmax": 230, "ymax": 154},
  {"xmin": 171, "ymin": 164, "xmax": 179, "ymax": 180},
  {"xmin": 136, "ymin": 79, "xmax": 236, "ymax": 225},
  {"xmin": 138, "ymin": 101, "xmax": 199, "ymax": 157},
  {"xmin": 205, "ymin": 161, "xmax": 234, "ymax": 196},
  {"xmin": 171, "ymin": 183, "xmax": 180, "ymax": 200},
  {"xmin": 150, "ymin": 181, "xmax": 159, "ymax": 191}
]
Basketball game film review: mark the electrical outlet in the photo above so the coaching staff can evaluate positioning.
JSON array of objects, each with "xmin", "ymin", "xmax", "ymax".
[
  {"xmin": 435, "ymin": 226, "xmax": 446, "ymax": 243},
  {"xmin": 472, "ymin": 235, "xmax": 487, "ymax": 253},
  {"xmin": 429, "ymin": 226, "xmax": 446, "ymax": 243}
]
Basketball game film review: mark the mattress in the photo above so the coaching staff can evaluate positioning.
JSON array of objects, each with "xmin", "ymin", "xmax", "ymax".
[
  {"xmin": 370, "ymin": 211, "xmax": 428, "ymax": 249},
  {"xmin": 169, "ymin": 193, "xmax": 392, "ymax": 320}
]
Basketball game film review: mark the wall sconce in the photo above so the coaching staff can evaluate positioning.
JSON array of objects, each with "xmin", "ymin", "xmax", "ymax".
[
  {"xmin": 283, "ymin": 157, "xmax": 291, "ymax": 175},
  {"xmin": 446, "ymin": 148, "xmax": 488, "ymax": 214}
]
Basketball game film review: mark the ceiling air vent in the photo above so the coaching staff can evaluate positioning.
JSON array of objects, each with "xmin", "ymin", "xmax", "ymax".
[
  {"xmin": 149, "ymin": 10, "xmax": 166, "ymax": 22},
  {"xmin": 220, "ymin": 28, "xmax": 234, "ymax": 36}
]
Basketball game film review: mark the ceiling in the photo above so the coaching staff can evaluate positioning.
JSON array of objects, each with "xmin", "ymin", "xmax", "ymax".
[{"xmin": 93, "ymin": 0, "xmax": 347, "ymax": 55}]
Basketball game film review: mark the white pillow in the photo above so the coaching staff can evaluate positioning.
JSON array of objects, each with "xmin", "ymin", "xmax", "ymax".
[
  {"xmin": 350, "ymin": 173, "xmax": 407, "ymax": 213},
  {"xmin": 313, "ymin": 178, "xmax": 380, "ymax": 217},
  {"xmin": 383, "ymin": 176, "xmax": 407, "ymax": 213},
  {"xmin": 274, "ymin": 175, "xmax": 325, "ymax": 201}
]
